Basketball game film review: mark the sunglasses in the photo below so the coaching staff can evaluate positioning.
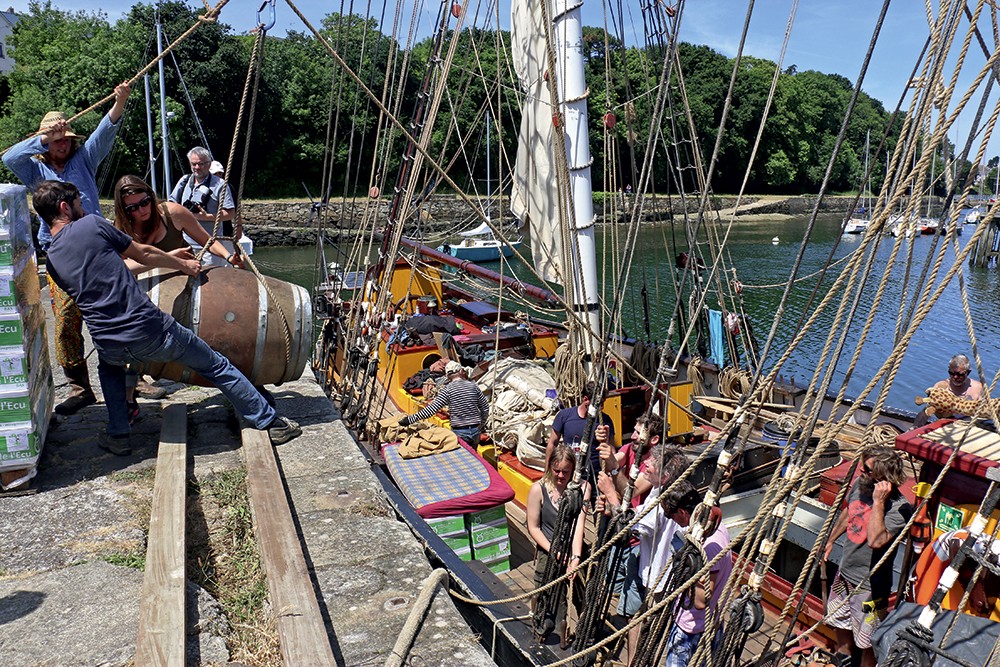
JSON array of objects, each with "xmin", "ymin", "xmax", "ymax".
[
  {"xmin": 949, "ymin": 370, "xmax": 969, "ymax": 378},
  {"xmin": 124, "ymin": 195, "xmax": 152, "ymax": 213}
]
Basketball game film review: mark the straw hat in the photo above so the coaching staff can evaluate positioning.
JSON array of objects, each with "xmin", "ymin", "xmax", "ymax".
[{"xmin": 37, "ymin": 111, "xmax": 82, "ymax": 139}]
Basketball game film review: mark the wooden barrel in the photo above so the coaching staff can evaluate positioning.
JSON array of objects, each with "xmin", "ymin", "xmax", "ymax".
[{"xmin": 135, "ymin": 267, "xmax": 312, "ymax": 387}]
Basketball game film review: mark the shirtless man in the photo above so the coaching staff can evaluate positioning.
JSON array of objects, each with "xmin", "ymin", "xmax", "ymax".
[{"xmin": 914, "ymin": 354, "xmax": 984, "ymax": 426}]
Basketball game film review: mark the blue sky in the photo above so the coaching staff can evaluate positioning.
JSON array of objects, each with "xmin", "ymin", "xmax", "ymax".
[
  {"xmin": 8, "ymin": 1, "xmax": 996, "ymax": 158},
  {"xmin": 3, "ymin": 1, "xmax": 931, "ymax": 107}
]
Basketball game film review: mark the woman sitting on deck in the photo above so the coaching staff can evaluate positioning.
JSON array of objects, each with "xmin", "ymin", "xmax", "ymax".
[{"xmin": 527, "ymin": 444, "xmax": 588, "ymax": 648}]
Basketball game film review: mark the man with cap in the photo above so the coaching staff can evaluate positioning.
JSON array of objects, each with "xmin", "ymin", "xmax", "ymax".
[
  {"xmin": 3, "ymin": 81, "xmax": 135, "ymax": 415},
  {"xmin": 399, "ymin": 360, "xmax": 490, "ymax": 445}
]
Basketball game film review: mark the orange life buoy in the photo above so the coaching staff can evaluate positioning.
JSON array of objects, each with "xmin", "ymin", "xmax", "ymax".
[{"xmin": 913, "ymin": 529, "xmax": 1000, "ymax": 620}]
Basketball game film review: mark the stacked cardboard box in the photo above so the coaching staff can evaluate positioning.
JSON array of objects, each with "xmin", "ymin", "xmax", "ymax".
[
  {"xmin": 0, "ymin": 185, "xmax": 54, "ymax": 489},
  {"xmin": 467, "ymin": 505, "xmax": 511, "ymax": 573},
  {"xmin": 426, "ymin": 514, "xmax": 473, "ymax": 561}
]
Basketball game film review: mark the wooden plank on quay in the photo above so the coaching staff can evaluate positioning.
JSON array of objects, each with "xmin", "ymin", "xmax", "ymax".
[
  {"xmin": 242, "ymin": 426, "xmax": 337, "ymax": 666},
  {"xmin": 136, "ymin": 403, "xmax": 188, "ymax": 667}
]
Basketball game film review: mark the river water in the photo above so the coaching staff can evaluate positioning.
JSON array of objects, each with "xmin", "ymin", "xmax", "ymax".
[{"xmin": 251, "ymin": 212, "xmax": 1000, "ymax": 414}]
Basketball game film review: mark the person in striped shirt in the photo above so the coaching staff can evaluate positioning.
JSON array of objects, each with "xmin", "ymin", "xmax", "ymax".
[{"xmin": 399, "ymin": 360, "xmax": 489, "ymax": 445}]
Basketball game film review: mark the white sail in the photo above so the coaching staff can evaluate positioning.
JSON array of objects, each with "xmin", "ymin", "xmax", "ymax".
[
  {"xmin": 459, "ymin": 220, "xmax": 493, "ymax": 237},
  {"xmin": 510, "ymin": 0, "xmax": 564, "ymax": 285}
]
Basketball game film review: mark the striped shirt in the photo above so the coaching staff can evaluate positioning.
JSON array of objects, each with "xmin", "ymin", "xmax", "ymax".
[{"xmin": 404, "ymin": 378, "xmax": 489, "ymax": 428}]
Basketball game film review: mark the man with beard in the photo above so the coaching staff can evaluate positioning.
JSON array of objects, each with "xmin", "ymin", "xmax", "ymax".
[
  {"xmin": 32, "ymin": 180, "xmax": 300, "ymax": 456},
  {"xmin": 823, "ymin": 446, "xmax": 912, "ymax": 667}
]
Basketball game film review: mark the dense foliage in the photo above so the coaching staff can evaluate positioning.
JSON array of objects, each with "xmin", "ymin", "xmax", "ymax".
[{"xmin": 0, "ymin": 1, "xmax": 987, "ymax": 200}]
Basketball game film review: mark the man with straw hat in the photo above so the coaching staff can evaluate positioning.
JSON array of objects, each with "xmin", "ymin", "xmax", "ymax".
[{"xmin": 2, "ymin": 81, "xmax": 133, "ymax": 415}]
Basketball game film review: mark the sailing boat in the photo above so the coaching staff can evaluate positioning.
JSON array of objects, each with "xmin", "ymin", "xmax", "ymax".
[
  {"xmin": 306, "ymin": 0, "xmax": 1000, "ymax": 664},
  {"xmin": 439, "ymin": 111, "xmax": 523, "ymax": 261},
  {"xmin": 843, "ymin": 130, "xmax": 872, "ymax": 235}
]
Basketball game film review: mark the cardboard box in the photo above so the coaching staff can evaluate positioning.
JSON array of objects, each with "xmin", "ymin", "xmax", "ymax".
[
  {"xmin": 469, "ymin": 516, "xmax": 509, "ymax": 546},
  {"xmin": 0, "ymin": 184, "xmax": 34, "ymax": 253},
  {"xmin": 454, "ymin": 545, "xmax": 474, "ymax": 561},
  {"xmin": 0, "ymin": 254, "xmax": 41, "ymax": 316},
  {"xmin": 426, "ymin": 514, "xmax": 466, "ymax": 535},
  {"xmin": 481, "ymin": 554, "xmax": 511, "ymax": 574},
  {"xmin": 473, "ymin": 536, "xmax": 511, "ymax": 561},
  {"xmin": 0, "ymin": 423, "xmax": 39, "ymax": 469},
  {"xmin": 438, "ymin": 529, "xmax": 471, "ymax": 552},
  {"xmin": 468, "ymin": 505, "xmax": 506, "ymax": 526}
]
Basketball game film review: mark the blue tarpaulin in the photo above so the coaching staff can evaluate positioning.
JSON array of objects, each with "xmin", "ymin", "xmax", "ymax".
[{"xmin": 709, "ymin": 309, "xmax": 724, "ymax": 367}]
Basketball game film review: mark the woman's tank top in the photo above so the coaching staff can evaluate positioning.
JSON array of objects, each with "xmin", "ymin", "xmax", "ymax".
[
  {"xmin": 155, "ymin": 203, "xmax": 188, "ymax": 252},
  {"xmin": 539, "ymin": 484, "xmax": 560, "ymax": 542}
]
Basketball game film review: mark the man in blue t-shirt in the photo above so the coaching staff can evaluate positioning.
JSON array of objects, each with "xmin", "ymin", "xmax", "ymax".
[
  {"xmin": 546, "ymin": 381, "xmax": 614, "ymax": 476},
  {"xmin": 33, "ymin": 181, "xmax": 301, "ymax": 456}
]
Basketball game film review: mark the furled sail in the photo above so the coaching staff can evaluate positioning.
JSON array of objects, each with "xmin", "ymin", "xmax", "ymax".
[{"xmin": 510, "ymin": 0, "xmax": 564, "ymax": 286}]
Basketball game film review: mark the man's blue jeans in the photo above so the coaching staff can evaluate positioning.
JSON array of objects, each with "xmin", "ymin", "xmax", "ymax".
[
  {"xmin": 97, "ymin": 320, "xmax": 276, "ymax": 437},
  {"xmin": 451, "ymin": 424, "xmax": 481, "ymax": 447}
]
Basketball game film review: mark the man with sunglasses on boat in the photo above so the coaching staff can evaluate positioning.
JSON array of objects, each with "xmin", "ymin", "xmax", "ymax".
[
  {"xmin": 823, "ymin": 446, "xmax": 912, "ymax": 667},
  {"xmin": 3, "ymin": 81, "xmax": 133, "ymax": 415},
  {"xmin": 914, "ymin": 354, "xmax": 984, "ymax": 427},
  {"xmin": 32, "ymin": 180, "xmax": 301, "ymax": 456}
]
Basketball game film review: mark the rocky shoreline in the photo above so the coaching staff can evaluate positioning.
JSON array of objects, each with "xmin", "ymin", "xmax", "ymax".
[{"xmin": 231, "ymin": 194, "xmax": 877, "ymax": 247}]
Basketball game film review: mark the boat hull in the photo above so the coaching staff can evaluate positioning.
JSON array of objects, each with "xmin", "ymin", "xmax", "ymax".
[
  {"xmin": 440, "ymin": 239, "xmax": 521, "ymax": 261},
  {"xmin": 137, "ymin": 267, "xmax": 312, "ymax": 386}
]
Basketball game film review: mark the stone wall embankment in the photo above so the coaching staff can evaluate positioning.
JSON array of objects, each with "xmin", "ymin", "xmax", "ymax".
[{"xmin": 237, "ymin": 195, "xmax": 868, "ymax": 247}]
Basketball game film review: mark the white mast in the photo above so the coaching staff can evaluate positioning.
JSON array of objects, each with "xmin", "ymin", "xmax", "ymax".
[
  {"xmin": 553, "ymin": 0, "xmax": 601, "ymax": 359},
  {"xmin": 156, "ymin": 16, "xmax": 172, "ymax": 197},
  {"xmin": 143, "ymin": 74, "xmax": 158, "ymax": 194}
]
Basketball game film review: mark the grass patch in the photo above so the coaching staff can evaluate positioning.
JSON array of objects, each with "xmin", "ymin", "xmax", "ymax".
[
  {"xmin": 101, "ymin": 552, "xmax": 146, "ymax": 569},
  {"xmin": 189, "ymin": 467, "xmax": 280, "ymax": 666}
]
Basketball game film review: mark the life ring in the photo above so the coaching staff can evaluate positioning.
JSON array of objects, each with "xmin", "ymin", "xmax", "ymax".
[{"xmin": 913, "ymin": 528, "xmax": 1000, "ymax": 621}]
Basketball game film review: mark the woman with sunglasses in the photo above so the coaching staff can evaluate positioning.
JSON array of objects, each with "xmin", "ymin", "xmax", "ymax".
[
  {"xmin": 112, "ymin": 175, "xmax": 244, "ymax": 418},
  {"xmin": 914, "ymin": 353, "xmax": 984, "ymax": 426},
  {"xmin": 113, "ymin": 175, "xmax": 243, "ymax": 272}
]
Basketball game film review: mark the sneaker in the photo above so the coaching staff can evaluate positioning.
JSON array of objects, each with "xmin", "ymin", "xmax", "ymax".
[
  {"xmin": 127, "ymin": 400, "xmax": 140, "ymax": 426},
  {"xmin": 99, "ymin": 433, "xmax": 133, "ymax": 456},
  {"xmin": 135, "ymin": 377, "xmax": 167, "ymax": 399},
  {"xmin": 268, "ymin": 417, "xmax": 301, "ymax": 445}
]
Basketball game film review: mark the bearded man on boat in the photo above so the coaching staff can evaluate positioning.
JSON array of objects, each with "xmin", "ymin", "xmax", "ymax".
[
  {"xmin": 823, "ymin": 446, "xmax": 912, "ymax": 667},
  {"xmin": 32, "ymin": 180, "xmax": 301, "ymax": 456},
  {"xmin": 2, "ymin": 81, "xmax": 132, "ymax": 415}
]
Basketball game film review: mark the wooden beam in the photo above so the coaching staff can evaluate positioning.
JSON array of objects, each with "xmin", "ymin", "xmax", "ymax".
[
  {"xmin": 136, "ymin": 403, "xmax": 188, "ymax": 667},
  {"xmin": 242, "ymin": 426, "xmax": 337, "ymax": 666}
]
